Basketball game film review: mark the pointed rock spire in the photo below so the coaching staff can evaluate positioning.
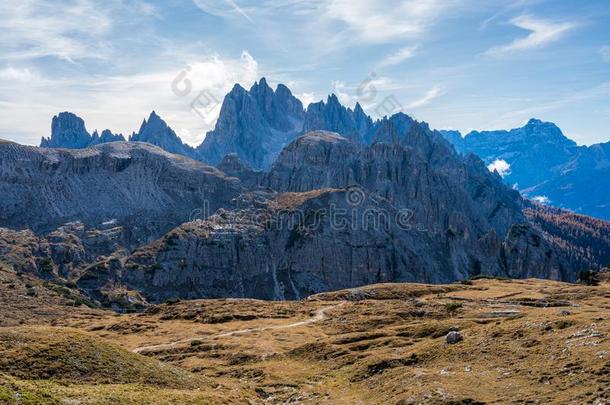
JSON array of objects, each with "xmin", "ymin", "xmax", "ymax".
[{"xmin": 130, "ymin": 111, "xmax": 197, "ymax": 158}]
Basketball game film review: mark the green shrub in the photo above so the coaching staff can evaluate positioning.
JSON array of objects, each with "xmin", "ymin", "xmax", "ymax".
[{"xmin": 445, "ymin": 302, "xmax": 463, "ymax": 313}]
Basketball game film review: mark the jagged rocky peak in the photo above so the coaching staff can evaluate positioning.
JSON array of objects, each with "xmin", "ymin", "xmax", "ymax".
[
  {"xmin": 41, "ymin": 112, "xmax": 91, "ymax": 148},
  {"xmin": 276, "ymin": 83, "xmax": 305, "ymax": 118},
  {"xmin": 130, "ymin": 111, "xmax": 197, "ymax": 158},
  {"xmin": 372, "ymin": 112, "xmax": 417, "ymax": 144},
  {"xmin": 197, "ymin": 83, "xmax": 272, "ymax": 168},
  {"xmin": 198, "ymin": 78, "xmax": 306, "ymax": 170},
  {"xmin": 90, "ymin": 129, "xmax": 125, "ymax": 146},
  {"xmin": 132, "ymin": 111, "xmax": 167, "ymax": 140},
  {"xmin": 353, "ymin": 102, "xmax": 375, "ymax": 143},
  {"xmin": 249, "ymin": 77, "xmax": 304, "ymax": 132},
  {"xmin": 370, "ymin": 112, "xmax": 455, "ymax": 164},
  {"xmin": 521, "ymin": 118, "xmax": 574, "ymax": 144},
  {"xmin": 303, "ymin": 95, "xmax": 374, "ymax": 143}
]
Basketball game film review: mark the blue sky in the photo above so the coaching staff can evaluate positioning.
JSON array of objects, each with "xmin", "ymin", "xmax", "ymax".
[{"xmin": 1, "ymin": 0, "xmax": 610, "ymax": 146}]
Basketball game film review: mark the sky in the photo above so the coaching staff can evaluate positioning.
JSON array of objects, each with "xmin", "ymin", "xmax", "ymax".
[{"xmin": 1, "ymin": 0, "xmax": 610, "ymax": 147}]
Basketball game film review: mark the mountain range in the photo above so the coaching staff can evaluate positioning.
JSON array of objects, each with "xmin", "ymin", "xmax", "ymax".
[
  {"xmin": 40, "ymin": 78, "xmax": 380, "ymax": 170},
  {"xmin": 0, "ymin": 78, "xmax": 606, "ymax": 308},
  {"xmin": 440, "ymin": 119, "xmax": 610, "ymax": 220},
  {"xmin": 39, "ymin": 79, "xmax": 610, "ymax": 222}
]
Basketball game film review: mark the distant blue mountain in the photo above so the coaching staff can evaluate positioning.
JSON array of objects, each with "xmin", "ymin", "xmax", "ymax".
[
  {"xmin": 41, "ymin": 112, "xmax": 124, "ymax": 148},
  {"xmin": 440, "ymin": 119, "xmax": 610, "ymax": 220}
]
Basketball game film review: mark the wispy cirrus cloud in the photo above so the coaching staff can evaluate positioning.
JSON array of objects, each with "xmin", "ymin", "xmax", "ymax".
[
  {"xmin": 324, "ymin": 0, "xmax": 459, "ymax": 43},
  {"xmin": 0, "ymin": 0, "xmax": 158, "ymax": 63},
  {"xmin": 406, "ymin": 85, "xmax": 443, "ymax": 109},
  {"xmin": 379, "ymin": 45, "xmax": 419, "ymax": 67},
  {"xmin": 206, "ymin": 0, "xmax": 460, "ymax": 44},
  {"xmin": 486, "ymin": 15, "xmax": 576, "ymax": 56},
  {"xmin": 192, "ymin": 0, "xmax": 254, "ymax": 23},
  {"xmin": 601, "ymin": 46, "xmax": 610, "ymax": 63}
]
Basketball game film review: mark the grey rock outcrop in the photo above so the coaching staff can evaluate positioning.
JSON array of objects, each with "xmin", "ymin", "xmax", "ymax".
[
  {"xmin": 0, "ymin": 221, "xmax": 129, "ymax": 280},
  {"xmin": 265, "ymin": 131, "xmax": 359, "ymax": 192},
  {"xmin": 130, "ymin": 111, "xmax": 198, "ymax": 159},
  {"xmin": 40, "ymin": 112, "xmax": 125, "ymax": 148},
  {"xmin": 446, "ymin": 331, "xmax": 462, "ymax": 344},
  {"xmin": 217, "ymin": 153, "xmax": 262, "ymax": 188}
]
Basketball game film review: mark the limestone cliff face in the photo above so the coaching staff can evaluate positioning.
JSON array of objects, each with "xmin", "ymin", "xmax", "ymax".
[
  {"xmin": 265, "ymin": 131, "xmax": 360, "ymax": 192},
  {"xmin": 258, "ymin": 126, "xmax": 579, "ymax": 285},
  {"xmin": 197, "ymin": 79, "xmax": 305, "ymax": 170},
  {"xmin": 118, "ymin": 189, "xmax": 444, "ymax": 302},
  {"xmin": 110, "ymin": 188, "xmax": 591, "ymax": 304},
  {"xmin": 0, "ymin": 140, "xmax": 240, "ymax": 234}
]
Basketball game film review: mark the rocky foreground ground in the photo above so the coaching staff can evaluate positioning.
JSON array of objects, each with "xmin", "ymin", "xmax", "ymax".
[{"xmin": 0, "ymin": 268, "xmax": 609, "ymax": 404}]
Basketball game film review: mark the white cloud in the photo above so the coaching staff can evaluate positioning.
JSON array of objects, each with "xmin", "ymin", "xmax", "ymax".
[
  {"xmin": 324, "ymin": 0, "xmax": 458, "ymax": 43},
  {"xmin": 295, "ymin": 92, "xmax": 318, "ymax": 109},
  {"xmin": 0, "ymin": 51, "xmax": 260, "ymax": 146},
  {"xmin": 332, "ymin": 80, "xmax": 357, "ymax": 106},
  {"xmin": 0, "ymin": 67, "xmax": 37, "ymax": 81},
  {"xmin": 406, "ymin": 85, "xmax": 443, "ymax": 109},
  {"xmin": 601, "ymin": 46, "xmax": 610, "ymax": 63},
  {"xmin": 487, "ymin": 159, "xmax": 511, "ymax": 177},
  {"xmin": 487, "ymin": 15, "xmax": 575, "ymax": 56},
  {"xmin": 0, "ymin": 0, "xmax": 110, "ymax": 62},
  {"xmin": 0, "ymin": 0, "xmax": 159, "ymax": 63},
  {"xmin": 379, "ymin": 45, "xmax": 419, "ymax": 67},
  {"xmin": 532, "ymin": 195, "xmax": 550, "ymax": 205},
  {"xmin": 192, "ymin": 0, "xmax": 254, "ymax": 22}
]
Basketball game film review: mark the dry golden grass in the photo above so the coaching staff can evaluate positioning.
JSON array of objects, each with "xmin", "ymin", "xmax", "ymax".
[{"xmin": 1, "ymin": 278, "xmax": 609, "ymax": 404}]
